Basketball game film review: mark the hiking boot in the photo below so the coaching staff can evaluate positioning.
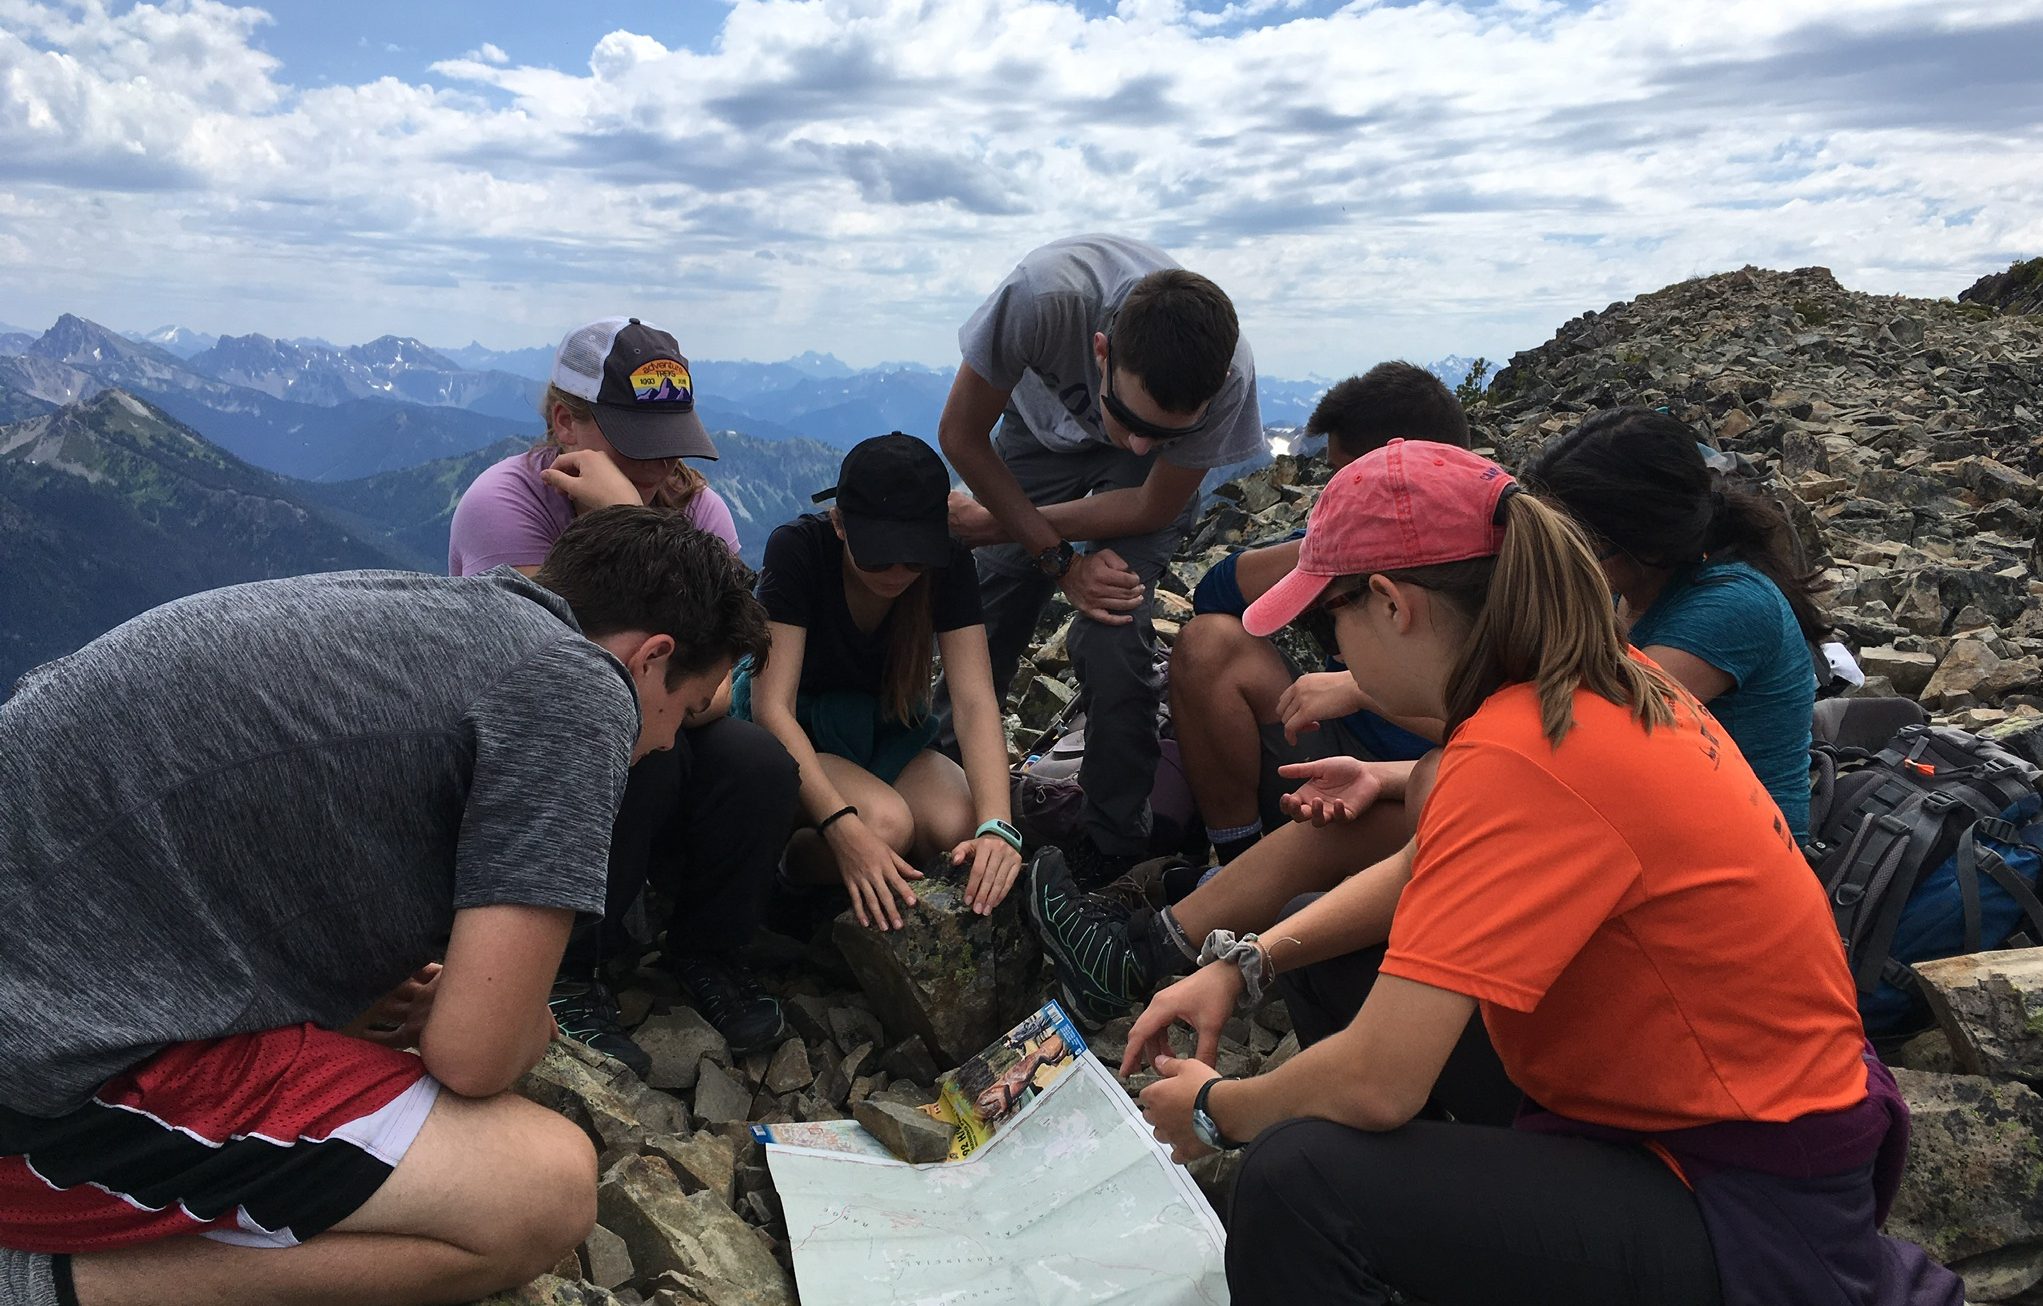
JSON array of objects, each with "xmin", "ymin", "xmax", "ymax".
[
  {"xmin": 1087, "ymin": 855, "xmax": 1207, "ymax": 915},
  {"xmin": 1026, "ymin": 848, "xmax": 1151, "ymax": 1029},
  {"xmin": 672, "ymin": 953, "xmax": 790, "ymax": 1054},
  {"xmin": 1059, "ymin": 830, "xmax": 1143, "ymax": 894},
  {"xmin": 548, "ymin": 974, "xmax": 652, "ymax": 1079}
]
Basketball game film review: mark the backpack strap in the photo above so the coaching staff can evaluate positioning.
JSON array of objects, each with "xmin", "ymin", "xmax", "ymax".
[
  {"xmin": 1825, "ymin": 789, "xmax": 1980, "ymax": 994},
  {"xmin": 1969, "ymin": 816, "xmax": 2043, "ymax": 947}
]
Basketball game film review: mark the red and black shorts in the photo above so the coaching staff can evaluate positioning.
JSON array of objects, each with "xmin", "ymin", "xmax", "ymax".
[{"xmin": 0, "ymin": 1024, "xmax": 438, "ymax": 1255}]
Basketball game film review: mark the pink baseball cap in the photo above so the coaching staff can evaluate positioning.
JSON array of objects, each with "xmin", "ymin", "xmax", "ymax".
[{"xmin": 1243, "ymin": 440, "xmax": 1519, "ymax": 638}]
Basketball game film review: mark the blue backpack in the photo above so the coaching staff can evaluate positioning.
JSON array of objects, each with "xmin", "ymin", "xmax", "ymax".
[{"xmin": 1804, "ymin": 701, "xmax": 2043, "ymax": 1039}]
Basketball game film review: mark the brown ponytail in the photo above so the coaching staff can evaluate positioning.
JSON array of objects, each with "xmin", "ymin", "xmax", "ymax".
[
  {"xmin": 533, "ymin": 383, "xmax": 706, "ymax": 513},
  {"xmin": 879, "ymin": 572, "xmax": 935, "ymax": 724},
  {"xmin": 1387, "ymin": 493, "xmax": 1678, "ymax": 748}
]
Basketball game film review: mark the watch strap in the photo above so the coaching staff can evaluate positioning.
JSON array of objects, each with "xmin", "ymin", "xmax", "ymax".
[
  {"xmin": 1194, "ymin": 1074, "xmax": 1242, "ymax": 1150},
  {"xmin": 974, "ymin": 819, "xmax": 1024, "ymax": 853}
]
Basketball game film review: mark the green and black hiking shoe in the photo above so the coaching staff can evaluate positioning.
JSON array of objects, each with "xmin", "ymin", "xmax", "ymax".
[
  {"xmin": 548, "ymin": 974, "xmax": 653, "ymax": 1079},
  {"xmin": 1026, "ymin": 847, "xmax": 1149, "ymax": 1030},
  {"xmin": 673, "ymin": 952, "xmax": 790, "ymax": 1055}
]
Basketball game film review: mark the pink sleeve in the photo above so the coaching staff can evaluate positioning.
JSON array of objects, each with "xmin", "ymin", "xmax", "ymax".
[
  {"xmin": 448, "ymin": 455, "xmax": 571, "ymax": 576},
  {"xmin": 687, "ymin": 485, "xmax": 742, "ymax": 555}
]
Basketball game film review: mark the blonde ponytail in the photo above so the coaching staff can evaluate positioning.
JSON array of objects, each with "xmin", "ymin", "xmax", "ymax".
[{"xmin": 1389, "ymin": 493, "xmax": 1678, "ymax": 748}]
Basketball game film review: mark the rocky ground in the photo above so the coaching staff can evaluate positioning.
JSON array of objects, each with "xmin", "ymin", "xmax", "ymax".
[{"xmin": 486, "ymin": 263, "xmax": 2043, "ymax": 1305}]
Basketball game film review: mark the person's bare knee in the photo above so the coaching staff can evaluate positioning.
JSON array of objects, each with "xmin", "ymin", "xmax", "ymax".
[
  {"xmin": 338, "ymin": 1089, "xmax": 594, "ymax": 1282},
  {"xmin": 1170, "ymin": 613, "xmax": 1254, "ymax": 686},
  {"xmin": 863, "ymin": 787, "xmax": 917, "ymax": 854}
]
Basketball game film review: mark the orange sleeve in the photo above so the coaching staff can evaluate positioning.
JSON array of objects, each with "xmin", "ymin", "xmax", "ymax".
[{"xmin": 1382, "ymin": 739, "xmax": 1643, "ymax": 1012}]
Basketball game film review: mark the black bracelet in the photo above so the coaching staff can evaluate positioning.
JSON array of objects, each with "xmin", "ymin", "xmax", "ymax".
[{"xmin": 816, "ymin": 804, "xmax": 858, "ymax": 834}]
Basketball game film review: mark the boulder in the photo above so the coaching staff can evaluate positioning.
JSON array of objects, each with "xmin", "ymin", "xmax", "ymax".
[
  {"xmin": 597, "ymin": 1155, "xmax": 795, "ymax": 1306},
  {"xmin": 579, "ymin": 1223, "xmax": 635, "ymax": 1291},
  {"xmin": 762, "ymin": 1038, "xmax": 813, "ymax": 1095},
  {"xmin": 644, "ymin": 1131, "xmax": 741, "ymax": 1206},
  {"xmin": 517, "ymin": 1039, "xmax": 657, "ymax": 1155},
  {"xmin": 854, "ymin": 1098, "xmax": 954, "ymax": 1164},
  {"xmin": 830, "ymin": 862, "xmax": 1041, "ymax": 1064},
  {"xmin": 1923, "ymin": 639, "xmax": 2006, "ymax": 708},
  {"xmin": 636, "ymin": 1010, "xmax": 731, "ymax": 1093},
  {"xmin": 1888, "ymin": 1069, "xmax": 2043, "ymax": 1300},
  {"xmin": 1858, "ymin": 645, "xmax": 1939, "ymax": 697},
  {"xmin": 690, "ymin": 1057, "xmax": 754, "ymax": 1126},
  {"xmin": 1914, "ymin": 950, "xmax": 2043, "ymax": 1085}
]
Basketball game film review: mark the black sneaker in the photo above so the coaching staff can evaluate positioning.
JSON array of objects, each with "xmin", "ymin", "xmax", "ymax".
[
  {"xmin": 1026, "ymin": 848, "xmax": 1151, "ymax": 1029},
  {"xmin": 673, "ymin": 953, "xmax": 790, "ymax": 1054},
  {"xmin": 1060, "ymin": 830, "xmax": 1142, "ymax": 894},
  {"xmin": 548, "ymin": 975, "xmax": 652, "ymax": 1079}
]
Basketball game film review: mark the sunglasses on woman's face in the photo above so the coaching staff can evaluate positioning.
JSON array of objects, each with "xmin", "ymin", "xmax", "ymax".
[
  {"xmin": 1293, "ymin": 582, "xmax": 1365, "ymax": 652},
  {"xmin": 855, "ymin": 558, "xmax": 932, "ymax": 575}
]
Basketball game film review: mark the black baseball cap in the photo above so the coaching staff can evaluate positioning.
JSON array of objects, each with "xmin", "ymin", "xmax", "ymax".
[
  {"xmin": 551, "ymin": 317, "xmax": 718, "ymax": 461},
  {"xmin": 812, "ymin": 433, "xmax": 952, "ymax": 569}
]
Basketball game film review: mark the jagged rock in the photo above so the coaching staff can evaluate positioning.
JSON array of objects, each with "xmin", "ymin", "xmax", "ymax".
[
  {"xmin": 762, "ymin": 1038, "xmax": 812, "ymax": 1095},
  {"xmin": 644, "ymin": 1132, "xmax": 740, "ymax": 1206},
  {"xmin": 1960, "ymin": 258, "xmax": 2043, "ymax": 317},
  {"xmin": 1889, "ymin": 1069, "xmax": 2043, "ymax": 1301},
  {"xmin": 597, "ymin": 1155, "xmax": 795, "ymax": 1306},
  {"xmin": 878, "ymin": 1036, "xmax": 939, "ymax": 1084},
  {"xmin": 830, "ymin": 862, "xmax": 1041, "ymax": 1064},
  {"xmin": 473, "ymin": 1274, "xmax": 631, "ymax": 1305},
  {"xmin": 1923, "ymin": 639, "xmax": 2006, "ymax": 709},
  {"xmin": 828, "ymin": 1005, "xmax": 887, "ymax": 1053},
  {"xmin": 854, "ymin": 1098, "xmax": 954, "ymax": 1164},
  {"xmin": 636, "ymin": 1010, "xmax": 731, "ymax": 1093},
  {"xmin": 782, "ymin": 993, "xmax": 835, "ymax": 1048},
  {"xmin": 518, "ymin": 1039, "xmax": 659, "ymax": 1155},
  {"xmin": 1859, "ymin": 645, "xmax": 1940, "ymax": 697},
  {"xmin": 691, "ymin": 1059, "xmax": 754, "ymax": 1125},
  {"xmin": 580, "ymin": 1223, "xmax": 636, "ymax": 1290},
  {"xmin": 1894, "ymin": 1028, "xmax": 1963, "ymax": 1075},
  {"xmin": 1015, "ymin": 673, "xmax": 1076, "ymax": 731},
  {"xmin": 1915, "ymin": 950, "xmax": 2043, "ymax": 1085}
]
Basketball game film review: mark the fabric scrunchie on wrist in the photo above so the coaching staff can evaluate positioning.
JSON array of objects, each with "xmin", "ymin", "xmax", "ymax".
[{"xmin": 1198, "ymin": 929, "xmax": 1273, "ymax": 1007}]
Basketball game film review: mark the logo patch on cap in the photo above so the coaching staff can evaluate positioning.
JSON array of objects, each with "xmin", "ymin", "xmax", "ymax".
[{"xmin": 630, "ymin": 359, "xmax": 693, "ymax": 404}]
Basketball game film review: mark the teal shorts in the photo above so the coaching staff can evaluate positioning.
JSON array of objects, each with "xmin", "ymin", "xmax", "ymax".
[{"xmin": 732, "ymin": 661, "xmax": 940, "ymax": 786}]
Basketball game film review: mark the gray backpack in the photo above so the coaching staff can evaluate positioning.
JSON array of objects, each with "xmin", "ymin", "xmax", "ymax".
[{"xmin": 1804, "ymin": 699, "xmax": 2043, "ymax": 1035}]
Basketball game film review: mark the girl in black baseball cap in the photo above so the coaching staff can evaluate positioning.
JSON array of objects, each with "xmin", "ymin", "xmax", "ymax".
[{"xmin": 735, "ymin": 433, "xmax": 1024, "ymax": 931}]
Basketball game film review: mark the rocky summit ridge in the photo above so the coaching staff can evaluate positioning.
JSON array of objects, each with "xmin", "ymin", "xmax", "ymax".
[{"xmin": 483, "ymin": 263, "xmax": 2043, "ymax": 1306}]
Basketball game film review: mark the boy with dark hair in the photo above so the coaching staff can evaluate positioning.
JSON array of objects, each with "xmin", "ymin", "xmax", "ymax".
[
  {"xmin": 942, "ymin": 234, "xmax": 1264, "ymax": 888},
  {"xmin": 1173, "ymin": 360, "xmax": 1470, "ymax": 861},
  {"xmin": 0, "ymin": 507, "xmax": 763, "ymax": 1306},
  {"xmin": 1031, "ymin": 363, "xmax": 1475, "ymax": 1027}
]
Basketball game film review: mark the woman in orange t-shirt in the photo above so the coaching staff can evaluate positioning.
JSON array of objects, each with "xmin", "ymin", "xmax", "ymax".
[{"xmin": 1126, "ymin": 441, "xmax": 1960, "ymax": 1305}]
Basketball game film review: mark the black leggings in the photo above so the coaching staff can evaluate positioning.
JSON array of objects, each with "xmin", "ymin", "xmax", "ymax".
[
  {"xmin": 1226, "ymin": 1117, "xmax": 1722, "ymax": 1306},
  {"xmin": 562, "ymin": 715, "xmax": 798, "ymax": 970}
]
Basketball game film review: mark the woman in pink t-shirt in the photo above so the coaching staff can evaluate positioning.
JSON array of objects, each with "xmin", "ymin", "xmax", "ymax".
[{"xmin": 446, "ymin": 318, "xmax": 798, "ymax": 1066}]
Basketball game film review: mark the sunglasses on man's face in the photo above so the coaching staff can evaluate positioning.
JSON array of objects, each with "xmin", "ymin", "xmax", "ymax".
[{"xmin": 1101, "ymin": 338, "xmax": 1212, "ymax": 443}]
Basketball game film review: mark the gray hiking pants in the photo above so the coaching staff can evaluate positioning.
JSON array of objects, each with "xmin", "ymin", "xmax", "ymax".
[{"xmin": 949, "ymin": 414, "xmax": 1199, "ymax": 856}]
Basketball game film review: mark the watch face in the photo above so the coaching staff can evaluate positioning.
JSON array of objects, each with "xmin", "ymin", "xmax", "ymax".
[{"xmin": 1192, "ymin": 1108, "xmax": 1221, "ymax": 1151}]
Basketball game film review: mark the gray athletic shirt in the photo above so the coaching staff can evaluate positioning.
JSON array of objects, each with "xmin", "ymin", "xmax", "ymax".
[
  {"xmin": 958, "ymin": 233, "xmax": 1265, "ymax": 471},
  {"xmin": 0, "ymin": 568, "xmax": 638, "ymax": 1116}
]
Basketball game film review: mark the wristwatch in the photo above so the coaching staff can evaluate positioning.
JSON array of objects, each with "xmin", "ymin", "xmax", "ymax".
[
  {"xmin": 1192, "ymin": 1075, "xmax": 1243, "ymax": 1151},
  {"xmin": 974, "ymin": 818, "xmax": 1024, "ymax": 854},
  {"xmin": 1034, "ymin": 540, "xmax": 1076, "ymax": 579}
]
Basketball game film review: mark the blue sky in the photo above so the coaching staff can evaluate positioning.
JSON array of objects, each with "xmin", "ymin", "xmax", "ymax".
[{"xmin": 1, "ymin": 0, "xmax": 2037, "ymax": 376}]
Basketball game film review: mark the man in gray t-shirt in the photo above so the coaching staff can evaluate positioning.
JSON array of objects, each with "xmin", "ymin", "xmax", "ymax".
[
  {"xmin": 0, "ymin": 507, "xmax": 768, "ymax": 1306},
  {"xmin": 941, "ymin": 234, "xmax": 1264, "ymax": 884}
]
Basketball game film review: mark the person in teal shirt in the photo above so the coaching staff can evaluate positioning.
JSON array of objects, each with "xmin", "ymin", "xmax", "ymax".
[{"xmin": 1526, "ymin": 407, "xmax": 1824, "ymax": 839}]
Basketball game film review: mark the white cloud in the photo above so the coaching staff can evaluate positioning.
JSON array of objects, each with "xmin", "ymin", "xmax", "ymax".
[{"xmin": 0, "ymin": 0, "xmax": 2036, "ymax": 373}]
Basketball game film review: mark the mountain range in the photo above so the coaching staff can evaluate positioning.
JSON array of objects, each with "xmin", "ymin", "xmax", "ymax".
[{"xmin": 0, "ymin": 390, "xmax": 845, "ymax": 690}]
